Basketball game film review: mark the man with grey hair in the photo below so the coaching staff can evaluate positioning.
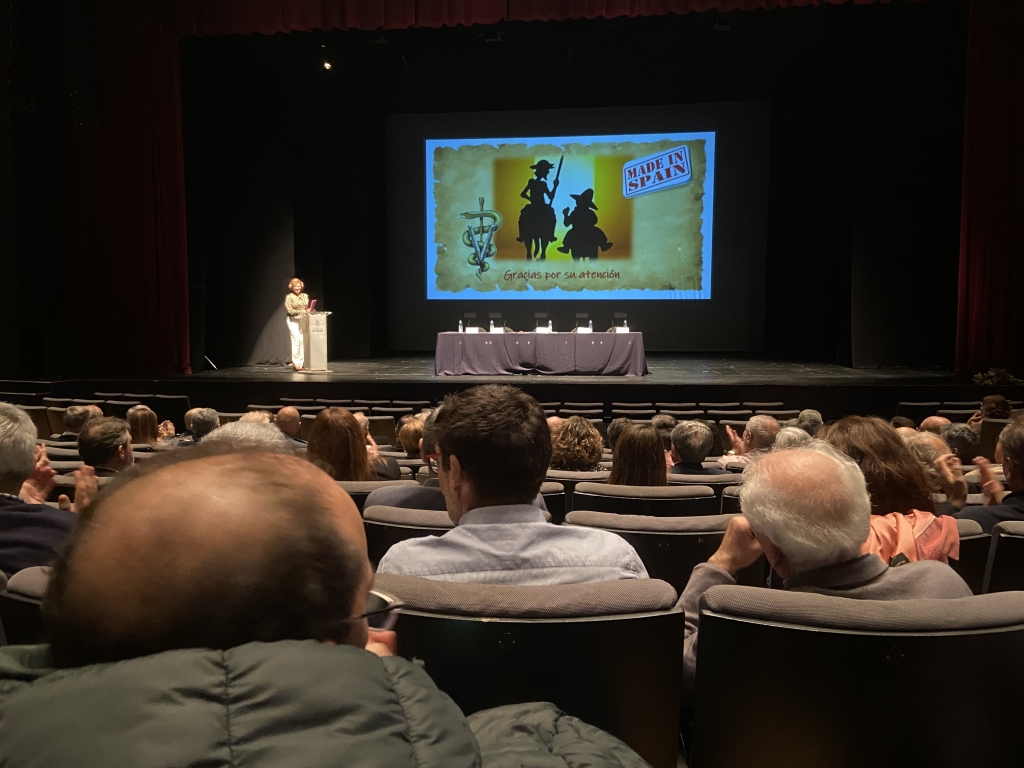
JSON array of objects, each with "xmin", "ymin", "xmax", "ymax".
[
  {"xmin": 179, "ymin": 408, "xmax": 219, "ymax": 446},
  {"xmin": 0, "ymin": 404, "xmax": 83, "ymax": 577},
  {"xmin": 678, "ymin": 441, "xmax": 971, "ymax": 703},
  {"xmin": 956, "ymin": 414, "xmax": 1024, "ymax": 532},
  {"xmin": 669, "ymin": 421, "xmax": 729, "ymax": 475},
  {"xmin": 773, "ymin": 426, "xmax": 813, "ymax": 449},
  {"xmin": 203, "ymin": 421, "xmax": 295, "ymax": 454},
  {"xmin": 717, "ymin": 414, "xmax": 780, "ymax": 469},
  {"xmin": 941, "ymin": 422, "xmax": 980, "ymax": 466}
]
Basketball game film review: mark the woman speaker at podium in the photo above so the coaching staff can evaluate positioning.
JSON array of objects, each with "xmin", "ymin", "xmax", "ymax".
[{"xmin": 285, "ymin": 277, "xmax": 311, "ymax": 371}]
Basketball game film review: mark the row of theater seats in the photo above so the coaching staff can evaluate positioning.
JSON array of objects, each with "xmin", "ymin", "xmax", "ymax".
[
  {"xmin": 5, "ymin": 519, "xmax": 1024, "ymax": 768},
  {"xmin": 896, "ymin": 399, "xmax": 1023, "ymax": 422}
]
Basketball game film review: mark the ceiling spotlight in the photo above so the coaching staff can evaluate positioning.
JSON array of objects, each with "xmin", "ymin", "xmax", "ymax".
[{"xmin": 323, "ymin": 61, "xmax": 332, "ymax": 70}]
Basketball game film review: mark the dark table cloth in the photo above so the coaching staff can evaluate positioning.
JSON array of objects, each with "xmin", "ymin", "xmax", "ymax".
[{"xmin": 435, "ymin": 332, "xmax": 649, "ymax": 376}]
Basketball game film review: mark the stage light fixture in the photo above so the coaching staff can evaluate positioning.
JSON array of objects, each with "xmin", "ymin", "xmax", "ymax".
[{"xmin": 323, "ymin": 61, "xmax": 332, "ymax": 70}]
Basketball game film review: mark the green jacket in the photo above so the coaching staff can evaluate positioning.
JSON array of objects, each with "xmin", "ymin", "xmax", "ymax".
[{"xmin": 0, "ymin": 641, "xmax": 651, "ymax": 768}]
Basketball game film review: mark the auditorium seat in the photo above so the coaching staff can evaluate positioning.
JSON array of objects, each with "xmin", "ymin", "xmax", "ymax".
[
  {"xmin": 538, "ymin": 402, "xmax": 561, "ymax": 410},
  {"xmin": 937, "ymin": 408, "xmax": 976, "ymax": 423},
  {"xmin": 741, "ymin": 401, "xmax": 784, "ymax": 409},
  {"xmin": 20, "ymin": 405, "xmax": 50, "ymax": 439},
  {"xmin": 153, "ymin": 394, "xmax": 190, "ymax": 426},
  {"xmin": 104, "ymin": 399, "xmax": 141, "ymax": 419},
  {"xmin": 895, "ymin": 401, "xmax": 940, "ymax": 422},
  {"xmin": 294, "ymin": 405, "xmax": 325, "ymax": 416},
  {"xmin": 0, "ymin": 392, "xmax": 45, "ymax": 406},
  {"xmin": 345, "ymin": 405, "xmax": 369, "ymax": 415},
  {"xmin": 373, "ymin": 572, "xmax": 683, "ymax": 768},
  {"xmin": 0, "ymin": 586, "xmax": 44, "ymax": 646},
  {"xmin": 367, "ymin": 415, "xmax": 397, "ymax": 445},
  {"xmin": 539, "ymin": 481, "xmax": 566, "ymax": 523},
  {"xmin": 558, "ymin": 408, "xmax": 602, "ymax": 418},
  {"xmin": 571, "ymin": 482, "xmax": 718, "ymax": 517},
  {"xmin": 354, "ymin": 399, "xmax": 390, "ymax": 408},
  {"xmin": 658, "ymin": 409, "xmax": 705, "ymax": 419},
  {"xmin": 983, "ymin": 521, "xmax": 1024, "ymax": 594},
  {"xmin": 688, "ymin": 586, "xmax": 1024, "ymax": 768},
  {"xmin": 668, "ymin": 473, "xmax": 743, "ymax": 501},
  {"xmin": 49, "ymin": 460, "xmax": 83, "ymax": 474},
  {"xmin": 705, "ymin": 409, "xmax": 753, "ymax": 419},
  {"xmin": 363, "ymin": 506, "xmax": 452, "ymax": 564},
  {"xmin": 93, "ymin": 391, "xmax": 124, "ymax": 399},
  {"xmin": 950, "ymin": 518, "xmax": 989, "ymax": 595},
  {"xmin": 299, "ymin": 413, "xmax": 317, "ymax": 439},
  {"xmin": 337, "ymin": 480, "xmax": 420, "ymax": 512},
  {"xmin": 247, "ymin": 403, "xmax": 281, "ymax": 412},
  {"xmin": 563, "ymin": 401, "xmax": 603, "ymax": 411},
  {"xmin": 720, "ymin": 484, "xmax": 742, "ymax": 514},
  {"xmin": 71, "ymin": 398, "xmax": 104, "ymax": 407},
  {"xmin": 611, "ymin": 401, "xmax": 653, "ymax": 409},
  {"xmin": 392, "ymin": 400, "xmax": 431, "ymax": 410},
  {"xmin": 655, "ymin": 402, "xmax": 697, "ymax": 410},
  {"xmin": 279, "ymin": 397, "xmax": 315, "ymax": 405},
  {"xmin": 217, "ymin": 412, "xmax": 246, "ymax": 426},
  {"xmin": 942, "ymin": 401, "xmax": 982, "ymax": 409},
  {"xmin": 979, "ymin": 418, "xmax": 1010, "ymax": 461},
  {"xmin": 372, "ymin": 406, "xmax": 413, "ymax": 418},
  {"xmin": 45, "ymin": 407, "xmax": 66, "ymax": 437},
  {"xmin": 41, "ymin": 397, "xmax": 72, "ymax": 408},
  {"xmin": 48, "ymin": 474, "xmax": 114, "ymax": 503},
  {"xmin": 610, "ymin": 409, "xmax": 656, "ymax": 419},
  {"xmin": 755, "ymin": 409, "xmax": 799, "ymax": 420},
  {"xmin": 565, "ymin": 511, "xmax": 766, "ymax": 591},
  {"xmin": 314, "ymin": 398, "xmax": 352, "ymax": 406},
  {"xmin": 698, "ymin": 402, "xmax": 740, "ymax": 409},
  {"xmin": 544, "ymin": 469, "xmax": 610, "ymax": 513}
]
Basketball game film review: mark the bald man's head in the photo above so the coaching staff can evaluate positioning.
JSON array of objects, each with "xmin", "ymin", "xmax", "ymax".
[
  {"xmin": 919, "ymin": 416, "xmax": 951, "ymax": 434},
  {"xmin": 44, "ymin": 449, "xmax": 370, "ymax": 668},
  {"xmin": 276, "ymin": 406, "xmax": 301, "ymax": 437}
]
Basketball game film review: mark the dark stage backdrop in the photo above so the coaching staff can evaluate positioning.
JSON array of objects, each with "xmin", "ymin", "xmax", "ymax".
[{"xmin": 181, "ymin": 2, "xmax": 967, "ymax": 369}]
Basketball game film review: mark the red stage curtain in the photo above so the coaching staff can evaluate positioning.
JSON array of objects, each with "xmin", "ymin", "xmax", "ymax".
[
  {"xmin": 69, "ymin": 0, "xmax": 929, "ymax": 375},
  {"xmin": 955, "ymin": 0, "xmax": 1024, "ymax": 375}
]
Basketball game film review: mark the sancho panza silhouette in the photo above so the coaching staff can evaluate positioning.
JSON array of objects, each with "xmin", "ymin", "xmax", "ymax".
[
  {"xmin": 516, "ymin": 158, "xmax": 560, "ymax": 261},
  {"xmin": 558, "ymin": 188, "xmax": 613, "ymax": 261}
]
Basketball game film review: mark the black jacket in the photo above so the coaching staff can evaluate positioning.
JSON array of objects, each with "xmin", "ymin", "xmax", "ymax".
[
  {"xmin": 0, "ymin": 495, "xmax": 78, "ymax": 578},
  {"xmin": 954, "ymin": 490, "xmax": 1024, "ymax": 533}
]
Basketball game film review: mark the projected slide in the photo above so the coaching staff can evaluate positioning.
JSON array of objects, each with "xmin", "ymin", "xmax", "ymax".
[{"xmin": 425, "ymin": 131, "xmax": 715, "ymax": 300}]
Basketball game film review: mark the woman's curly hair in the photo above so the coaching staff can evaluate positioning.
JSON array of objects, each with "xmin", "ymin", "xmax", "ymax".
[{"xmin": 550, "ymin": 415, "xmax": 604, "ymax": 471}]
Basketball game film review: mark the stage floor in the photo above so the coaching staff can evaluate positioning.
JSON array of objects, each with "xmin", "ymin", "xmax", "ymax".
[{"xmin": 191, "ymin": 354, "xmax": 957, "ymax": 387}]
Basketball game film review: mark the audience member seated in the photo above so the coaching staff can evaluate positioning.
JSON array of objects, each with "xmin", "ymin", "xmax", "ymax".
[
  {"xmin": 819, "ymin": 416, "xmax": 959, "ymax": 563},
  {"xmin": 718, "ymin": 414, "xmax": 780, "ymax": 469},
  {"xmin": 606, "ymin": 417, "xmax": 631, "ymax": 451},
  {"xmin": 678, "ymin": 442, "xmax": 972, "ymax": 703},
  {"xmin": 608, "ymin": 424, "xmax": 668, "ymax": 486},
  {"xmin": 919, "ymin": 415, "xmax": 951, "ymax": 434},
  {"xmin": 162, "ymin": 407, "xmax": 200, "ymax": 447},
  {"xmin": 546, "ymin": 415, "xmax": 564, "ymax": 434},
  {"xmin": 308, "ymin": 408, "xmax": 399, "ymax": 481},
  {"xmin": 78, "ymin": 417, "xmax": 134, "ymax": 477},
  {"xmin": 0, "ymin": 446, "xmax": 645, "ymax": 768},
  {"xmin": 550, "ymin": 415, "xmax": 604, "ymax": 471},
  {"xmin": 968, "ymin": 394, "xmax": 1012, "ymax": 433},
  {"xmin": 353, "ymin": 411, "xmax": 385, "ymax": 454},
  {"xmin": 203, "ymin": 421, "xmax": 295, "ymax": 453},
  {"xmin": 651, "ymin": 414, "xmax": 678, "ymax": 467},
  {"xmin": 668, "ymin": 421, "xmax": 729, "ymax": 476},
  {"xmin": 955, "ymin": 415, "xmax": 1024, "ymax": 532},
  {"xmin": 53, "ymin": 405, "xmax": 102, "ymax": 442},
  {"xmin": 793, "ymin": 409, "xmax": 823, "ymax": 436},
  {"xmin": 941, "ymin": 422, "xmax": 980, "ymax": 467},
  {"xmin": 126, "ymin": 405, "xmax": 174, "ymax": 447},
  {"xmin": 774, "ymin": 426, "xmax": 813, "ymax": 449},
  {"xmin": 377, "ymin": 385, "xmax": 647, "ymax": 584},
  {"xmin": 890, "ymin": 415, "xmax": 917, "ymax": 430},
  {"xmin": 239, "ymin": 410, "xmax": 272, "ymax": 424},
  {"xmin": 0, "ymin": 404, "xmax": 95, "ymax": 577},
  {"xmin": 398, "ymin": 418, "xmax": 424, "ymax": 460},
  {"xmin": 903, "ymin": 430, "xmax": 968, "ymax": 512},
  {"xmin": 178, "ymin": 408, "xmax": 219, "ymax": 446},
  {"xmin": 275, "ymin": 405, "xmax": 306, "ymax": 447}
]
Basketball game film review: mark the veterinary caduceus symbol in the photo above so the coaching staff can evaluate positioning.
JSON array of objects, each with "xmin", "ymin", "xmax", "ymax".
[{"xmin": 461, "ymin": 197, "xmax": 503, "ymax": 280}]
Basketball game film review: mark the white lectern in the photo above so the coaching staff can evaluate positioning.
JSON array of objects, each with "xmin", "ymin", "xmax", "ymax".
[{"xmin": 301, "ymin": 312, "xmax": 332, "ymax": 373}]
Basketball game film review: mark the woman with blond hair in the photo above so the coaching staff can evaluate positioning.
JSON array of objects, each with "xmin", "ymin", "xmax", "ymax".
[
  {"xmin": 284, "ymin": 277, "xmax": 310, "ymax": 371},
  {"xmin": 550, "ymin": 416, "xmax": 604, "ymax": 471}
]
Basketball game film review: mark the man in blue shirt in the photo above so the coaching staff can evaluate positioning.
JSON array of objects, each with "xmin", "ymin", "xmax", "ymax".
[{"xmin": 377, "ymin": 385, "xmax": 646, "ymax": 585}]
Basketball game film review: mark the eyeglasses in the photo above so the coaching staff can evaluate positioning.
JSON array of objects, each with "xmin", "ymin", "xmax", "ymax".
[
  {"xmin": 354, "ymin": 590, "xmax": 404, "ymax": 630},
  {"xmin": 424, "ymin": 451, "xmax": 442, "ymax": 474}
]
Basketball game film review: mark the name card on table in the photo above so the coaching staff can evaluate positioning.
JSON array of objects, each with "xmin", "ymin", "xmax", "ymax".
[
  {"xmin": 614, "ymin": 326, "xmax": 631, "ymax": 333},
  {"xmin": 576, "ymin": 326, "xmax": 592, "ymax": 334},
  {"xmin": 535, "ymin": 326, "xmax": 552, "ymax": 334},
  {"xmin": 489, "ymin": 325, "xmax": 505, "ymax": 334},
  {"xmin": 465, "ymin": 326, "xmax": 480, "ymax": 334}
]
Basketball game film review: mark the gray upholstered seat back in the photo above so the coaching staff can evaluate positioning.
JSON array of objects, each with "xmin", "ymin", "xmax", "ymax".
[
  {"xmin": 363, "ymin": 505, "xmax": 453, "ymax": 528},
  {"xmin": 6, "ymin": 566, "xmax": 51, "ymax": 599},
  {"xmin": 566, "ymin": 510, "xmax": 736, "ymax": 532},
  {"xmin": 572, "ymin": 482, "xmax": 718, "ymax": 517},
  {"xmin": 373, "ymin": 572, "xmax": 677, "ymax": 618}
]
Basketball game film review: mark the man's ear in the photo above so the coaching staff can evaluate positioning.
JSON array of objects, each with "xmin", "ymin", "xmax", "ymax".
[
  {"xmin": 669, "ymin": 447, "xmax": 680, "ymax": 463},
  {"xmin": 418, "ymin": 438, "xmax": 423, "ymax": 454}
]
